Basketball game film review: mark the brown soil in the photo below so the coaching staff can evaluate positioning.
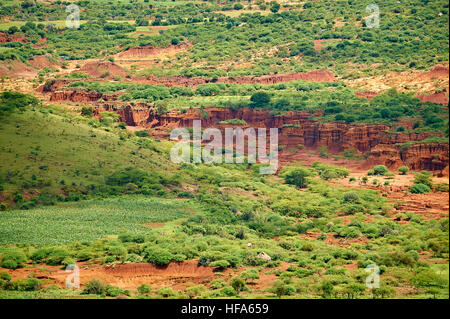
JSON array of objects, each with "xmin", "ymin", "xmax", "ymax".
[
  {"xmin": 116, "ymin": 41, "xmax": 192, "ymax": 60},
  {"xmin": 0, "ymin": 32, "xmax": 26, "ymax": 43},
  {"xmin": 388, "ymin": 191, "xmax": 449, "ymax": 220},
  {"xmin": 29, "ymin": 55, "xmax": 58, "ymax": 69},
  {"xmin": 0, "ymin": 59, "xmax": 37, "ymax": 79},
  {"xmin": 415, "ymin": 91, "xmax": 449, "ymax": 104},
  {"xmin": 4, "ymin": 260, "xmax": 215, "ymax": 291},
  {"xmin": 346, "ymin": 64, "xmax": 449, "ymax": 96},
  {"xmin": 2, "ymin": 260, "xmax": 293, "ymax": 293},
  {"xmin": 144, "ymin": 222, "xmax": 165, "ymax": 228},
  {"xmin": 78, "ymin": 61, "xmax": 128, "ymax": 79},
  {"xmin": 335, "ymin": 172, "xmax": 449, "ymax": 221}
]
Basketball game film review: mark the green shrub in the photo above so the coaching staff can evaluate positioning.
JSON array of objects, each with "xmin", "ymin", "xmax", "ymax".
[
  {"xmin": 76, "ymin": 250, "xmax": 93, "ymax": 261},
  {"xmin": 1, "ymin": 249, "xmax": 27, "ymax": 269},
  {"xmin": 271, "ymin": 280, "xmax": 288, "ymax": 298},
  {"xmin": 434, "ymin": 183, "xmax": 449, "ymax": 192},
  {"xmin": 218, "ymin": 119, "xmax": 247, "ymax": 125},
  {"xmin": 0, "ymin": 271, "xmax": 11, "ymax": 282},
  {"xmin": 301, "ymin": 242, "xmax": 315, "ymax": 252},
  {"xmin": 372, "ymin": 165, "xmax": 389, "ymax": 175},
  {"xmin": 210, "ymin": 279, "xmax": 227, "ymax": 289},
  {"xmin": 46, "ymin": 249, "xmax": 71, "ymax": 265},
  {"xmin": 410, "ymin": 183, "xmax": 431, "ymax": 194},
  {"xmin": 210, "ymin": 260, "xmax": 230, "ymax": 270},
  {"xmin": 398, "ymin": 166, "xmax": 409, "ymax": 175},
  {"xmin": 81, "ymin": 106, "xmax": 94, "ymax": 117},
  {"xmin": 157, "ymin": 286, "xmax": 176, "ymax": 298},
  {"xmin": 135, "ymin": 130, "xmax": 150, "ymax": 137},
  {"xmin": 0, "ymin": 259, "xmax": 18, "ymax": 269},
  {"xmin": 15, "ymin": 278, "xmax": 41, "ymax": 291},
  {"xmin": 230, "ymin": 277, "xmax": 246, "ymax": 293},
  {"xmin": 106, "ymin": 285, "xmax": 129, "ymax": 297},
  {"xmin": 83, "ymin": 279, "xmax": 107, "ymax": 295},
  {"xmin": 143, "ymin": 247, "xmax": 173, "ymax": 266},
  {"xmin": 137, "ymin": 284, "xmax": 152, "ymax": 294},
  {"xmin": 250, "ymin": 92, "xmax": 270, "ymax": 108},
  {"xmin": 198, "ymin": 256, "xmax": 209, "ymax": 267},
  {"xmin": 220, "ymin": 286, "xmax": 236, "ymax": 296},
  {"xmin": 413, "ymin": 171, "xmax": 433, "ymax": 188},
  {"xmin": 343, "ymin": 192, "xmax": 359, "ymax": 203},
  {"xmin": 279, "ymin": 166, "xmax": 312, "ymax": 188}
]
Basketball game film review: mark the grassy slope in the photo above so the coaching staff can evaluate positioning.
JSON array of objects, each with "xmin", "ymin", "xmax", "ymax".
[{"xmin": 0, "ymin": 105, "xmax": 175, "ymax": 197}]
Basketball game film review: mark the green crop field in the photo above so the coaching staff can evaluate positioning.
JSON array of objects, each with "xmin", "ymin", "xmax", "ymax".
[{"xmin": 0, "ymin": 196, "xmax": 201, "ymax": 245}]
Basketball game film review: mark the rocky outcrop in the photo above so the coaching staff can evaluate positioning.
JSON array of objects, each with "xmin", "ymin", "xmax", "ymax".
[
  {"xmin": 367, "ymin": 143, "xmax": 449, "ymax": 171},
  {"xmin": 50, "ymin": 90, "xmax": 118, "ymax": 102},
  {"xmin": 145, "ymin": 70, "xmax": 337, "ymax": 87},
  {"xmin": 143, "ymin": 106, "xmax": 448, "ymax": 171},
  {"xmin": 40, "ymin": 87, "xmax": 449, "ymax": 171},
  {"xmin": 145, "ymin": 75, "xmax": 207, "ymax": 87},
  {"xmin": 95, "ymin": 103, "xmax": 152, "ymax": 126},
  {"xmin": 220, "ymin": 70, "xmax": 338, "ymax": 84}
]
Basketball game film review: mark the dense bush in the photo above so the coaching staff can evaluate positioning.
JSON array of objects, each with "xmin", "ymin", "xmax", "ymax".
[
  {"xmin": 0, "ymin": 91, "xmax": 40, "ymax": 116},
  {"xmin": 143, "ymin": 247, "xmax": 173, "ymax": 266},
  {"xmin": 413, "ymin": 171, "xmax": 433, "ymax": 189},
  {"xmin": 410, "ymin": 183, "xmax": 431, "ymax": 194},
  {"xmin": 0, "ymin": 249, "xmax": 27, "ymax": 269},
  {"xmin": 372, "ymin": 165, "xmax": 389, "ymax": 176},
  {"xmin": 279, "ymin": 166, "xmax": 312, "ymax": 188}
]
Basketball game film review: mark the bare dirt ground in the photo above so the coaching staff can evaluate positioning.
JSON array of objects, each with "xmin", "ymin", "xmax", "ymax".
[
  {"xmin": 278, "ymin": 147, "xmax": 365, "ymax": 171},
  {"xmin": 3, "ymin": 259, "xmax": 290, "ymax": 294},
  {"xmin": 345, "ymin": 64, "xmax": 449, "ymax": 94},
  {"xmin": 335, "ymin": 172, "xmax": 449, "ymax": 221},
  {"xmin": 5, "ymin": 260, "xmax": 214, "ymax": 291}
]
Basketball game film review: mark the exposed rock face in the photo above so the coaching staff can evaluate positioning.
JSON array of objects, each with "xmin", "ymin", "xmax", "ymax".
[
  {"xmin": 96, "ymin": 103, "xmax": 152, "ymax": 126},
  {"xmin": 50, "ymin": 90, "xmax": 118, "ymax": 102},
  {"xmin": 144, "ymin": 106, "xmax": 448, "ymax": 171},
  {"xmin": 257, "ymin": 252, "xmax": 272, "ymax": 261},
  {"xmin": 145, "ymin": 70, "xmax": 337, "ymax": 87},
  {"xmin": 41, "ymin": 84, "xmax": 448, "ymax": 171},
  {"xmin": 220, "ymin": 70, "xmax": 338, "ymax": 84},
  {"xmin": 421, "ymin": 65, "xmax": 449, "ymax": 79},
  {"xmin": 400, "ymin": 143, "xmax": 449, "ymax": 171},
  {"xmin": 145, "ymin": 75, "xmax": 207, "ymax": 87},
  {"xmin": 367, "ymin": 143, "xmax": 449, "ymax": 171}
]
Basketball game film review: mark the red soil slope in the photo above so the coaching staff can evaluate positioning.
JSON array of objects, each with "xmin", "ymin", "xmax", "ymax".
[{"xmin": 78, "ymin": 61, "xmax": 128, "ymax": 79}]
